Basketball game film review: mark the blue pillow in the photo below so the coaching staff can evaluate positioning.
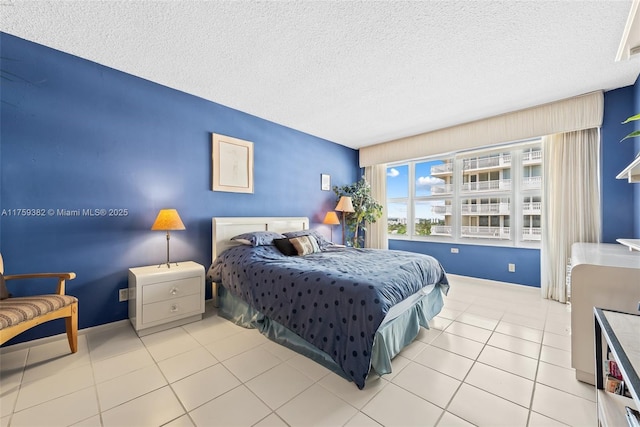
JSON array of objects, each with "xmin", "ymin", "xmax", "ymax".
[{"xmin": 231, "ymin": 231, "xmax": 286, "ymax": 246}]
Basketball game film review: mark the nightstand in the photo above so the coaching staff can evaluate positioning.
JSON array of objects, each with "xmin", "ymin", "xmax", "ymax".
[{"xmin": 128, "ymin": 261, "xmax": 205, "ymax": 337}]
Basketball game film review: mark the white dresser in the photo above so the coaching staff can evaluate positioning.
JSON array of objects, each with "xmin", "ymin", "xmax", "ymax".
[
  {"xmin": 570, "ymin": 242, "xmax": 640, "ymax": 384},
  {"xmin": 128, "ymin": 261, "xmax": 205, "ymax": 336}
]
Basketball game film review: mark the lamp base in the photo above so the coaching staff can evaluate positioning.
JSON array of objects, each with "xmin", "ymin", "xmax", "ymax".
[{"xmin": 157, "ymin": 262, "xmax": 180, "ymax": 269}]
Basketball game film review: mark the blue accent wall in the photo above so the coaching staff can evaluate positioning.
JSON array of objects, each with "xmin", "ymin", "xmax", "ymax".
[
  {"xmin": 0, "ymin": 33, "xmax": 358, "ymax": 344},
  {"xmin": 389, "ymin": 240, "xmax": 541, "ymax": 287},
  {"xmin": 601, "ymin": 84, "xmax": 637, "ymax": 242},
  {"xmin": 634, "ymin": 75, "xmax": 640, "ymax": 238}
]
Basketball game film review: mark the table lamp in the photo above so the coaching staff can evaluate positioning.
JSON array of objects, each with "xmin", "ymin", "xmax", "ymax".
[
  {"xmin": 322, "ymin": 211, "xmax": 340, "ymax": 242},
  {"xmin": 151, "ymin": 209, "xmax": 185, "ymax": 268},
  {"xmin": 334, "ymin": 196, "xmax": 354, "ymax": 245}
]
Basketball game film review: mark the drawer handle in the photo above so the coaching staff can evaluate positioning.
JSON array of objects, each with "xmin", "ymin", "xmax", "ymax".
[
  {"xmin": 170, "ymin": 304, "xmax": 179, "ymax": 312},
  {"xmin": 170, "ymin": 287, "xmax": 179, "ymax": 295}
]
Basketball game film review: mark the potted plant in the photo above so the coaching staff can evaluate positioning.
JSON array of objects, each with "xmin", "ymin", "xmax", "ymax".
[{"xmin": 333, "ymin": 177, "xmax": 383, "ymax": 248}]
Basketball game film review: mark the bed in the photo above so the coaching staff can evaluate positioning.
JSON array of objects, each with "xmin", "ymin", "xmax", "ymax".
[{"xmin": 207, "ymin": 216, "xmax": 449, "ymax": 389}]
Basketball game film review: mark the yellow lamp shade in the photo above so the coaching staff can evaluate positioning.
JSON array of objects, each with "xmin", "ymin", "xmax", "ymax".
[
  {"xmin": 151, "ymin": 209, "xmax": 185, "ymax": 231},
  {"xmin": 322, "ymin": 211, "xmax": 340, "ymax": 225}
]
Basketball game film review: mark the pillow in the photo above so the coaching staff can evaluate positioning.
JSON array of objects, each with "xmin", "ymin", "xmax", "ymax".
[
  {"xmin": 283, "ymin": 229, "xmax": 332, "ymax": 249},
  {"xmin": 231, "ymin": 231, "xmax": 286, "ymax": 247},
  {"xmin": 0, "ymin": 273, "xmax": 9, "ymax": 300},
  {"xmin": 290, "ymin": 235, "xmax": 321, "ymax": 256},
  {"xmin": 273, "ymin": 238, "xmax": 298, "ymax": 256}
]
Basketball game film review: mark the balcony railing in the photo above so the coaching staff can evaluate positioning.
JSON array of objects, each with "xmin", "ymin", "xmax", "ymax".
[
  {"xmin": 461, "ymin": 226, "xmax": 511, "ymax": 239},
  {"xmin": 523, "ymin": 150, "xmax": 542, "ymax": 164},
  {"xmin": 431, "ymin": 183, "xmax": 455, "ymax": 194},
  {"xmin": 522, "ymin": 228, "xmax": 542, "ymax": 241},
  {"xmin": 523, "ymin": 202, "xmax": 542, "ymax": 214},
  {"xmin": 431, "ymin": 225, "xmax": 452, "ymax": 236},
  {"xmin": 461, "ymin": 179, "xmax": 511, "ymax": 192},
  {"xmin": 461, "ymin": 203, "xmax": 510, "ymax": 215},
  {"xmin": 522, "ymin": 176, "xmax": 542, "ymax": 189},
  {"xmin": 463, "ymin": 154, "xmax": 511, "ymax": 171},
  {"xmin": 430, "ymin": 163, "xmax": 453, "ymax": 175},
  {"xmin": 432, "ymin": 205, "xmax": 452, "ymax": 215}
]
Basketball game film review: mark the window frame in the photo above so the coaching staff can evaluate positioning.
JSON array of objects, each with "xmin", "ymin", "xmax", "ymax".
[{"xmin": 386, "ymin": 139, "xmax": 542, "ymax": 249}]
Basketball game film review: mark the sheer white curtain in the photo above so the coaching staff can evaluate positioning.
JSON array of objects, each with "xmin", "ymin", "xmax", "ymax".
[
  {"xmin": 541, "ymin": 128, "xmax": 601, "ymax": 302},
  {"xmin": 364, "ymin": 164, "xmax": 388, "ymax": 249}
]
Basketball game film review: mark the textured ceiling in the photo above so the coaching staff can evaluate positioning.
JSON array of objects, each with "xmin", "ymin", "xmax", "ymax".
[{"xmin": 1, "ymin": 1, "xmax": 639, "ymax": 149}]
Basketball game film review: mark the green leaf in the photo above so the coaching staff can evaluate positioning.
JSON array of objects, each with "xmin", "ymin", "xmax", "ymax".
[
  {"xmin": 621, "ymin": 113, "xmax": 640, "ymax": 124},
  {"xmin": 621, "ymin": 130, "xmax": 640, "ymax": 142}
]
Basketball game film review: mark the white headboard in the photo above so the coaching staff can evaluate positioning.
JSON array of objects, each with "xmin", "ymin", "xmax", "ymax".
[{"xmin": 212, "ymin": 217, "xmax": 309, "ymax": 263}]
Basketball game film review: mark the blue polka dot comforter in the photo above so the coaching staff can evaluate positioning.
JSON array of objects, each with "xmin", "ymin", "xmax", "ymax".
[{"xmin": 208, "ymin": 244, "xmax": 449, "ymax": 389}]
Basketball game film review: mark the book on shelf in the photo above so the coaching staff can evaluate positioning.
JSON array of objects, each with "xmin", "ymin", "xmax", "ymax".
[{"xmin": 605, "ymin": 375, "xmax": 625, "ymax": 394}]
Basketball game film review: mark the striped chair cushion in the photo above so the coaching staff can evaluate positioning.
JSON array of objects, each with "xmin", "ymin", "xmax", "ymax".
[{"xmin": 0, "ymin": 295, "xmax": 77, "ymax": 329}]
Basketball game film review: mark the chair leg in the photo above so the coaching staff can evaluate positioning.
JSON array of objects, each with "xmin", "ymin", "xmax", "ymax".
[{"xmin": 65, "ymin": 302, "xmax": 78, "ymax": 353}]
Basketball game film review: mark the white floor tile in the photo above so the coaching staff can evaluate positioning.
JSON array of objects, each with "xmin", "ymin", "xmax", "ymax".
[
  {"xmin": 464, "ymin": 362, "xmax": 534, "ymax": 408},
  {"xmin": 205, "ymin": 329, "xmax": 268, "ymax": 361},
  {"xmin": 437, "ymin": 411, "xmax": 476, "ymax": 427},
  {"xmin": 456, "ymin": 312, "xmax": 500, "ymax": 330},
  {"xmin": 415, "ymin": 326, "xmax": 443, "ymax": 344},
  {"xmin": 344, "ymin": 412, "xmax": 383, "ymax": 427},
  {"xmin": 246, "ymin": 363, "xmax": 314, "ymax": 410},
  {"xmin": 539, "ymin": 345, "xmax": 571, "ymax": 369},
  {"xmin": 15, "ymin": 364, "xmax": 94, "ymax": 411},
  {"xmin": 21, "ymin": 335, "xmax": 91, "ymax": 383},
  {"xmin": 286, "ymin": 354, "xmax": 332, "ymax": 382},
  {"xmin": 162, "ymin": 414, "xmax": 196, "ymax": 427},
  {"xmin": 501, "ymin": 312, "xmax": 546, "ymax": 330},
  {"xmin": 96, "ymin": 364, "xmax": 167, "ymax": 410},
  {"xmin": 141, "ymin": 326, "xmax": 202, "ymax": 362},
  {"xmin": 170, "ymin": 363, "xmax": 240, "ymax": 411},
  {"xmin": 477, "ymin": 345, "xmax": 538, "ymax": 380},
  {"xmin": 380, "ymin": 354, "xmax": 411, "ymax": 380},
  {"xmin": 222, "ymin": 346, "xmax": 282, "ymax": 382},
  {"xmin": 91, "ymin": 347, "xmax": 155, "ymax": 384},
  {"xmin": 392, "ymin": 362, "xmax": 460, "ymax": 408},
  {"xmin": 445, "ymin": 321, "xmax": 493, "ymax": 343},
  {"xmin": 542, "ymin": 331, "xmax": 571, "ymax": 352},
  {"xmin": 464, "ymin": 305, "xmax": 505, "ymax": 320},
  {"xmin": 86, "ymin": 322, "xmax": 145, "ymax": 361},
  {"xmin": 318, "ymin": 371, "xmax": 388, "ymax": 409},
  {"xmin": 361, "ymin": 382, "xmax": 443, "ymax": 427},
  {"xmin": 254, "ymin": 413, "xmax": 289, "ymax": 427},
  {"xmin": 189, "ymin": 385, "xmax": 271, "ymax": 427},
  {"xmin": 495, "ymin": 321, "xmax": 543, "ymax": 343},
  {"xmin": 277, "ymin": 384, "xmax": 358, "ymax": 427},
  {"xmin": 527, "ymin": 411, "xmax": 570, "ymax": 427},
  {"xmin": 432, "ymin": 332, "xmax": 484, "ymax": 360},
  {"xmin": 535, "ymin": 362, "xmax": 595, "ymax": 402},
  {"xmin": 531, "ymin": 383, "xmax": 596, "ymax": 426},
  {"xmin": 158, "ymin": 346, "xmax": 219, "ymax": 383},
  {"xmin": 487, "ymin": 332, "xmax": 541, "ymax": 359},
  {"xmin": 10, "ymin": 387, "xmax": 98, "ymax": 427},
  {"xmin": 101, "ymin": 386, "xmax": 184, "ymax": 427},
  {"xmin": 414, "ymin": 344, "xmax": 474, "ymax": 381},
  {"xmin": 448, "ymin": 383, "xmax": 529, "ymax": 426}
]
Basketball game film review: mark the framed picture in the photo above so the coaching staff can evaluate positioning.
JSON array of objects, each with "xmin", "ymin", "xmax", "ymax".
[
  {"xmin": 212, "ymin": 133, "xmax": 254, "ymax": 193},
  {"xmin": 321, "ymin": 174, "xmax": 331, "ymax": 191}
]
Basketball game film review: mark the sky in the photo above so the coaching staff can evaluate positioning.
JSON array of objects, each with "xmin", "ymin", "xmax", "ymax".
[{"xmin": 386, "ymin": 160, "xmax": 446, "ymax": 220}]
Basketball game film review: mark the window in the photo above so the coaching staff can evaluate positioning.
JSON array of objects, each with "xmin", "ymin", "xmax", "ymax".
[{"xmin": 386, "ymin": 140, "xmax": 542, "ymax": 246}]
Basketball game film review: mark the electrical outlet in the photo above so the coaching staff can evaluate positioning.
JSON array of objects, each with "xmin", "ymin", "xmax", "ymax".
[
  {"xmin": 451, "ymin": 248, "xmax": 459, "ymax": 254},
  {"xmin": 119, "ymin": 288, "xmax": 129, "ymax": 302},
  {"xmin": 508, "ymin": 263, "xmax": 516, "ymax": 273}
]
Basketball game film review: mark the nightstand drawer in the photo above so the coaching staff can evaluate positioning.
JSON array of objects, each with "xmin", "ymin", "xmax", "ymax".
[
  {"xmin": 142, "ymin": 294, "xmax": 201, "ymax": 324},
  {"xmin": 142, "ymin": 276, "xmax": 201, "ymax": 304}
]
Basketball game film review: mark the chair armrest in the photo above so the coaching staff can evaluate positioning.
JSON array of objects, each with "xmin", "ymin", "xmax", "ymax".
[{"xmin": 4, "ymin": 272, "xmax": 76, "ymax": 295}]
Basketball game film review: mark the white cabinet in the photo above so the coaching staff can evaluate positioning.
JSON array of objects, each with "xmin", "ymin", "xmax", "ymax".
[
  {"xmin": 128, "ymin": 261, "xmax": 205, "ymax": 336},
  {"xmin": 570, "ymin": 243, "xmax": 640, "ymax": 384},
  {"xmin": 594, "ymin": 308, "xmax": 640, "ymax": 427}
]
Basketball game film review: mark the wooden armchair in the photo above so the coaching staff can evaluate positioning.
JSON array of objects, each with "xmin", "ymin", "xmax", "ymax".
[{"xmin": 0, "ymin": 253, "xmax": 78, "ymax": 352}]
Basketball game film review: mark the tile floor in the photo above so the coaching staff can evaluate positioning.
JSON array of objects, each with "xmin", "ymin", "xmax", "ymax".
[{"xmin": 0, "ymin": 274, "xmax": 596, "ymax": 427}]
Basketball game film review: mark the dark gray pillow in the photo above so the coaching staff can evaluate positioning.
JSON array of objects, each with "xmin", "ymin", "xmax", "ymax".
[
  {"xmin": 231, "ymin": 231, "xmax": 286, "ymax": 247},
  {"xmin": 273, "ymin": 238, "xmax": 298, "ymax": 256}
]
